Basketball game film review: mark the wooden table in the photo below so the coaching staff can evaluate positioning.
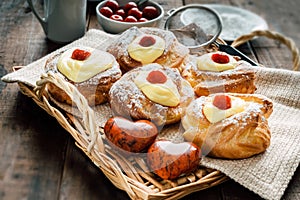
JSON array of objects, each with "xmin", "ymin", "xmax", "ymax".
[{"xmin": 0, "ymin": 0, "xmax": 299, "ymax": 199}]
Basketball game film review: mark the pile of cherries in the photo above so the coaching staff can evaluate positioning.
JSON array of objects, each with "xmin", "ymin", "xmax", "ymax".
[{"xmin": 99, "ymin": 0, "xmax": 159, "ymax": 23}]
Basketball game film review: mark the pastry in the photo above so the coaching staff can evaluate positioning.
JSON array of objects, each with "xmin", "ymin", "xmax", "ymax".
[
  {"xmin": 108, "ymin": 63, "xmax": 195, "ymax": 126},
  {"xmin": 45, "ymin": 46, "xmax": 122, "ymax": 106},
  {"xmin": 181, "ymin": 51, "xmax": 256, "ymax": 96},
  {"xmin": 106, "ymin": 26, "xmax": 190, "ymax": 72},
  {"xmin": 182, "ymin": 93, "xmax": 273, "ymax": 159}
]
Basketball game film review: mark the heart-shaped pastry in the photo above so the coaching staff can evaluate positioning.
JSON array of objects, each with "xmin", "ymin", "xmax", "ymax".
[
  {"xmin": 147, "ymin": 140, "xmax": 201, "ymax": 179},
  {"xmin": 104, "ymin": 116, "xmax": 158, "ymax": 153}
]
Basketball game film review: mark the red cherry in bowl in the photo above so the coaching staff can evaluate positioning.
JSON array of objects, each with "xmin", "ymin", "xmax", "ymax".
[
  {"xmin": 123, "ymin": 1, "xmax": 137, "ymax": 13},
  {"xmin": 138, "ymin": 17, "xmax": 148, "ymax": 22},
  {"xmin": 99, "ymin": 6, "xmax": 113, "ymax": 18},
  {"xmin": 104, "ymin": 0, "xmax": 119, "ymax": 12},
  {"xmin": 142, "ymin": 6, "xmax": 159, "ymax": 20},
  {"xmin": 128, "ymin": 7, "xmax": 143, "ymax": 19},
  {"xmin": 115, "ymin": 9, "xmax": 126, "ymax": 19},
  {"xmin": 110, "ymin": 14, "xmax": 123, "ymax": 21},
  {"xmin": 124, "ymin": 16, "xmax": 138, "ymax": 22}
]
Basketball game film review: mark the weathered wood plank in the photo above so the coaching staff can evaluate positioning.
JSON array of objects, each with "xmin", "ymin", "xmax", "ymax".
[
  {"xmin": 0, "ymin": 88, "xmax": 69, "ymax": 199},
  {"xmin": 0, "ymin": 0, "xmax": 69, "ymax": 199},
  {"xmin": 59, "ymin": 138, "xmax": 129, "ymax": 200}
]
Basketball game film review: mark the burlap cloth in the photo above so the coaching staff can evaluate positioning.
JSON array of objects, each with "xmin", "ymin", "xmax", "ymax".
[{"xmin": 2, "ymin": 29, "xmax": 300, "ymax": 200}]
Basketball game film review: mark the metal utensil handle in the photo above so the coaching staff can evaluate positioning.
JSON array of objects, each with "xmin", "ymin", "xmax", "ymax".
[{"xmin": 216, "ymin": 42, "xmax": 259, "ymax": 66}]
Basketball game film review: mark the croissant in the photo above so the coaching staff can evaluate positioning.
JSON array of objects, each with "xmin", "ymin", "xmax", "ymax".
[{"xmin": 182, "ymin": 93, "xmax": 273, "ymax": 159}]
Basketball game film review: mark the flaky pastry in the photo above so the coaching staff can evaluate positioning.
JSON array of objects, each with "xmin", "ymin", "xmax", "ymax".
[
  {"xmin": 109, "ymin": 63, "xmax": 195, "ymax": 126},
  {"xmin": 182, "ymin": 93, "xmax": 273, "ymax": 159},
  {"xmin": 45, "ymin": 46, "xmax": 122, "ymax": 106},
  {"xmin": 106, "ymin": 27, "xmax": 189, "ymax": 72},
  {"xmin": 182, "ymin": 51, "xmax": 256, "ymax": 96}
]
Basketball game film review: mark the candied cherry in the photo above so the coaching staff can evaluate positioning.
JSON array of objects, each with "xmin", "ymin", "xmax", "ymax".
[
  {"xmin": 128, "ymin": 7, "xmax": 142, "ymax": 19},
  {"xmin": 110, "ymin": 14, "xmax": 123, "ymax": 21},
  {"xmin": 99, "ymin": 6, "xmax": 113, "ymax": 18},
  {"xmin": 71, "ymin": 49, "xmax": 91, "ymax": 61},
  {"xmin": 139, "ymin": 36, "xmax": 156, "ymax": 47},
  {"xmin": 124, "ymin": 16, "xmax": 138, "ymax": 22},
  {"xmin": 123, "ymin": 2, "xmax": 137, "ymax": 12},
  {"xmin": 211, "ymin": 53, "xmax": 230, "ymax": 64},
  {"xmin": 104, "ymin": 0, "xmax": 119, "ymax": 12},
  {"xmin": 138, "ymin": 17, "xmax": 148, "ymax": 22},
  {"xmin": 142, "ymin": 6, "xmax": 159, "ymax": 20},
  {"xmin": 146, "ymin": 70, "xmax": 167, "ymax": 84},
  {"xmin": 212, "ymin": 94, "xmax": 232, "ymax": 110}
]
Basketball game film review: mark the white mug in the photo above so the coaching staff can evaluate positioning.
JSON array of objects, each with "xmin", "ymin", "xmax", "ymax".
[{"xmin": 27, "ymin": 0, "xmax": 87, "ymax": 43}]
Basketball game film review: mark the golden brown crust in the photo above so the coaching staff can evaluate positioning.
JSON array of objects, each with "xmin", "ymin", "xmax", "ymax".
[
  {"xmin": 182, "ymin": 93, "xmax": 273, "ymax": 159},
  {"xmin": 45, "ymin": 49, "xmax": 122, "ymax": 106},
  {"xmin": 108, "ymin": 63, "xmax": 195, "ymax": 126},
  {"xmin": 181, "ymin": 54, "xmax": 257, "ymax": 96},
  {"xmin": 106, "ymin": 27, "xmax": 189, "ymax": 72}
]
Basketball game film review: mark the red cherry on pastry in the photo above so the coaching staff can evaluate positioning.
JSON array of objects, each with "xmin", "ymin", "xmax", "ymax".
[
  {"xmin": 211, "ymin": 53, "xmax": 230, "ymax": 64},
  {"xmin": 213, "ymin": 94, "xmax": 232, "ymax": 110},
  {"xmin": 104, "ymin": 116, "xmax": 158, "ymax": 153},
  {"xmin": 71, "ymin": 49, "xmax": 91, "ymax": 61},
  {"xmin": 139, "ymin": 35, "xmax": 156, "ymax": 47},
  {"xmin": 147, "ymin": 140, "xmax": 201, "ymax": 180},
  {"xmin": 147, "ymin": 70, "xmax": 167, "ymax": 84}
]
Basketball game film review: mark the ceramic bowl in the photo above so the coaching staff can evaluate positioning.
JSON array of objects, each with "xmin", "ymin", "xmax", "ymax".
[{"xmin": 96, "ymin": 0, "xmax": 164, "ymax": 34}]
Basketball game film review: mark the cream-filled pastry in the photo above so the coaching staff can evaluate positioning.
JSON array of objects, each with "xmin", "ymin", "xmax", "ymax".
[
  {"xmin": 57, "ymin": 47, "xmax": 115, "ymax": 83},
  {"xmin": 45, "ymin": 46, "xmax": 122, "ymax": 106},
  {"xmin": 182, "ymin": 93, "xmax": 273, "ymax": 159},
  {"xmin": 107, "ymin": 27, "xmax": 189, "ymax": 72},
  {"xmin": 109, "ymin": 63, "xmax": 195, "ymax": 126},
  {"xmin": 182, "ymin": 51, "xmax": 256, "ymax": 96}
]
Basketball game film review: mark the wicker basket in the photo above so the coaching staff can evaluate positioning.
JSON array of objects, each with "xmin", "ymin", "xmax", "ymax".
[{"xmin": 14, "ymin": 30, "xmax": 299, "ymax": 200}]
